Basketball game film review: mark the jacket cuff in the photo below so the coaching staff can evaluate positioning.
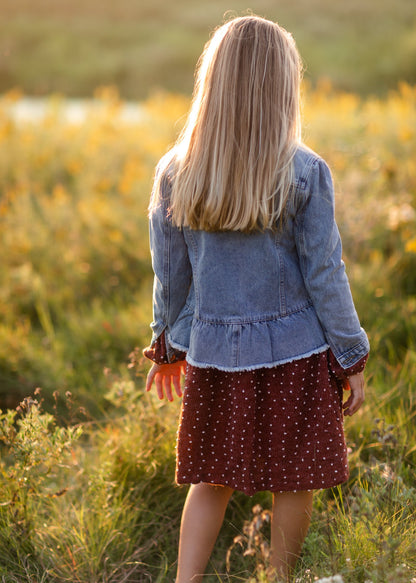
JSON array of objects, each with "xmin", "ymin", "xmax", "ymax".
[{"xmin": 143, "ymin": 331, "xmax": 187, "ymax": 365}]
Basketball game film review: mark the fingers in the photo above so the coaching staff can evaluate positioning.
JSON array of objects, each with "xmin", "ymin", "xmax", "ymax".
[
  {"xmin": 343, "ymin": 372, "xmax": 365, "ymax": 416},
  {"xmin": 155, "ymin": 371, "xmax": 164, "ymax": 400},
  {"xmin": 343, "ymin": 392, "xmax": 363, "ymax": 416},
  {"xmin": 145, "ymin": 361, "xmax": 186, "ymax": 401},
  {"xmin": 146, "ymin": 364, "xmax": 159, "ymax": 392},
  {"xmin": 163, "ymin": 374, "xmax": 173, "ymax": 402},
  {"xmin": 173, "ymin": 373, "xmax": 183, "ymax": 398}
]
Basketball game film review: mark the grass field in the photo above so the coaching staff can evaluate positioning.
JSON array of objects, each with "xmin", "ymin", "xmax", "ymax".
[
  {"xmin": 1, "ymin": 0, "xmax": 416, "ymax": 98},
  {"xmin": 0, "ymin": 82, "xmax": 416, "ymax": 581},
  {"xmin": 1, "ymin": 2, "xmax": 416, "ymax": 581}
]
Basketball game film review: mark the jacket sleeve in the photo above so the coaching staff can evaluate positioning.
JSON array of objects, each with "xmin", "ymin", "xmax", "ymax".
[
  {"xmin": 148, "ymin": 167, "xmax": 193, "ymax": 362},
  {"xmin": 295, "ymin": 157, "xmax": 369, "ymax": 369}
]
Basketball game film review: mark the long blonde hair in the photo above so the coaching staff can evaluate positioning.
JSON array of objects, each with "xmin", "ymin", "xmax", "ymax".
[{"xmin": 152, "ymin": 15, "xmax": 302, "ymax": 232}]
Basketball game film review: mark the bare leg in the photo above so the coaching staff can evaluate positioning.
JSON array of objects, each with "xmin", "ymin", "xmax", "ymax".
[
  {"xmin": 176, "ymin": 482, "xmax": 234, "ymax": 583},
  {"xmin": 269, "ymin": 490, "xmax": 313, "ymax": 582}
]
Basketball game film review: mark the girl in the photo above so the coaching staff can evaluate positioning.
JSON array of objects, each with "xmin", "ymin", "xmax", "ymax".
[{"xmin": 144, "ymin": 15, "xmax": 369, "ymax": 583}]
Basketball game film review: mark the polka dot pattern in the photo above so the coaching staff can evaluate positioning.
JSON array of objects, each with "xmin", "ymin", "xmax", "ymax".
[{"xmin": 176, "ymin": 350, "xmax": 350, "ymax": 496}]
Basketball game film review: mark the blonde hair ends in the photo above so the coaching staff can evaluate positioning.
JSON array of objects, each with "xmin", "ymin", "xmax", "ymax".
[{"xmin": 152, "ymin": 16, "xmax": 302, "ymax": 232}]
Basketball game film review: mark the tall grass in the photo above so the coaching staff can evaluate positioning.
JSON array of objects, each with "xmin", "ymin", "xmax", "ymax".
[{"xmin": 0, "ymin": 84, "xmax": 415, "ymax": 581}]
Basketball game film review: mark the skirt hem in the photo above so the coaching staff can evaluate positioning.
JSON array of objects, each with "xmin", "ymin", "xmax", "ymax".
[{"xmin": 175, "ymin": 474, "xmax": 349, "ymax": 497}]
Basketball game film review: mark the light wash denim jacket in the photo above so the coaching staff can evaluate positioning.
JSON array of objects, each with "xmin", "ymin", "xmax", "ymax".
[{"xmin": 148, "ymin": 145, "xmax": 369, "ymax": 372}]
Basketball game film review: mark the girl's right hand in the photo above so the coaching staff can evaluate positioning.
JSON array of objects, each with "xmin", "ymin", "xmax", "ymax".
[
  {"xmin": 342, "ymin": 372, "xmax": 365, "ymax": 416},
  {"xmin": 146, "ymin": 361, "xmax": 187, "ymax": 402}
]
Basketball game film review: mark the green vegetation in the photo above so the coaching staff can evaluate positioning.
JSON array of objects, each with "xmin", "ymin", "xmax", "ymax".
[
  {"xmin": 0, "ymin": 83, "xmax": 415, "ymax": 580},
  {"xmin": 1, "ymin": 2, "xmax": 416, "ymax": 580},
  {"xmin": 1, "ymin": 0, "xmax": 416, "ymax": 98}
]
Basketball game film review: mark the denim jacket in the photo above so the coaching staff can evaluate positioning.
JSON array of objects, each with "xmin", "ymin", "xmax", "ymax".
[{"xmin": 148, "ymin": 144, "xmax": 369, "ymax": 372}]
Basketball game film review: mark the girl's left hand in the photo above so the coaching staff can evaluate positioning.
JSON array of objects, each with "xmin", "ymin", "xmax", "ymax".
[
  {"xmin": 146, "ymin": 361, "xmax": 187, "ymax": 402},
  {"xmin": 342, "ymin": 371, "xmax": 365, "ymax": 416}
]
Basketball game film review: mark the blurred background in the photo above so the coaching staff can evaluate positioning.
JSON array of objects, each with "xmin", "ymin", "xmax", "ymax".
[
  {"xmin": 1, "ymin": 0, "xmax": 416, "ymax": 98},
  {"xmin": 1, "ymin": 2, "xmax": 416, "ymax": 582}
]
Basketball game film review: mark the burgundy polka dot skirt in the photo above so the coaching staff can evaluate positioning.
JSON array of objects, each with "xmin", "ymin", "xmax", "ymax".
[{"xmin": 176, "ymin": 350, "xmax": 350, "ymax": 495}]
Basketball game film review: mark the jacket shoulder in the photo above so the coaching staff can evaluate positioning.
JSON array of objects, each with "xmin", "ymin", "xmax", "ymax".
[
  {"xmin": 289, "ymin": 145, "xmax": 333, "ymax": 212},
  {"xmin": 151, "ymin": 149, "xmax": 178, "ymax": 214},
  {"xmin": 292, "ymin": 144, "xmax": 323, "ymax": 187}
]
